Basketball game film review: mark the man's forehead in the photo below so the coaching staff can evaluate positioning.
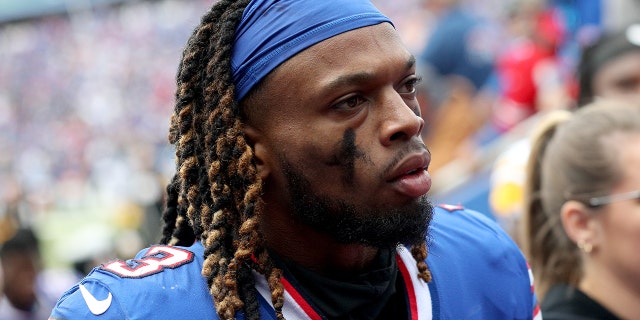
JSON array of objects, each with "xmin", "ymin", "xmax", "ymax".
[{"xmin": 231, "ymin": 0, "xmax": 393, "ymax": 101}]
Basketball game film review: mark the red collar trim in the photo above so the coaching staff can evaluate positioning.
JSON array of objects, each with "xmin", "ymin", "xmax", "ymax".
[{"xmin": 253, "ymin": 248, "xmax": 433, "ymax": 319}]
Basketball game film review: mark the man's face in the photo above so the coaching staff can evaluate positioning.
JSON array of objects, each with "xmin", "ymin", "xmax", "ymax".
[{"xmin": 245, "ymin": 23, "xmax": 433, "ymax": 247}]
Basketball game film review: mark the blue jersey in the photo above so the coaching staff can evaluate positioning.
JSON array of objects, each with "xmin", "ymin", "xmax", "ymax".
[{"xmin": 49, "ymin": 205, "xmax": 540, "ymax": 319}]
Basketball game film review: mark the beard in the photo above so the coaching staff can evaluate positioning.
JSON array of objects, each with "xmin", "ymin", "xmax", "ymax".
[{"xmin": 281, "ymin": 158, "xmax": 434, "ymax": 248}]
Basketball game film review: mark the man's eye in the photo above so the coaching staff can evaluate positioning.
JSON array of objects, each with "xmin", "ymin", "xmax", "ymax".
[
  {"xmin": 399, "ymin": 76, "xmax": 422, "ymax": 95},
  {"xmin": 333, "ymin": 95, "xmax": 366, "ymax": 110}
]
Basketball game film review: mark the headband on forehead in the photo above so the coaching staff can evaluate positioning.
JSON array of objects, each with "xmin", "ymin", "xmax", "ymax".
[{"xmin": 231, "ymin": 0, "xmax": 393, "ymax": 101}]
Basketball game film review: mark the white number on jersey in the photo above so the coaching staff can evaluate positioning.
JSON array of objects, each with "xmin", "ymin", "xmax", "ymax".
[{"xmin": 101, "ymin": 245, "xmax": 194, "ymax": 278}]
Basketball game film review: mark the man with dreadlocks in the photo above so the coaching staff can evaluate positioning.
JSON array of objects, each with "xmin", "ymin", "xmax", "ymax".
[{"xmin": 50, "ymin": 0, "xmax": 539, "ymax": 319}]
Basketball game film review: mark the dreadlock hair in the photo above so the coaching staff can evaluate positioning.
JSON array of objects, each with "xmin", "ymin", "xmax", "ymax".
[
  {"xmin": 159, "ymin": 0, "xmax": 276, "ymax": 319},
  {"xmin": 159, "ymin": 0, "xmax": 431, "ymax": 318}
]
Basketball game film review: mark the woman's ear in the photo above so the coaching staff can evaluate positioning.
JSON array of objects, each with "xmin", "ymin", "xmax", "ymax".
[
  {"xmin": 242, "ymin": 124, "xmax": 271, "ymax": 181},
  {"xmin": 561, "ymin": 200, "xmax": 596, "ymax": 250}
]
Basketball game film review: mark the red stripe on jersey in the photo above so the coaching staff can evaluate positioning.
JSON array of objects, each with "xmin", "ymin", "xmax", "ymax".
[
  {"xmin": 397, "ymin": 254, "xmax": 418, "ymax": 320},
  {"xmin": 533, "ymin": 304, "xmax": 541, "ymax": 319},
  {"xmin": 281, "ymin": 277, "xmax": 323, "ymax": 320}
]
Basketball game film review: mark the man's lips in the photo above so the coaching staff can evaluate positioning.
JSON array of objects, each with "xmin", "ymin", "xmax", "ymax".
[{"xmin": 387, "ymin": 151, "xmax": 432, "ymax": 198}]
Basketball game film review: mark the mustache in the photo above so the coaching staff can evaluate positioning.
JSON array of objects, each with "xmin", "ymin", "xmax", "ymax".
[{"xmin": 380, "ymin": 140, "xmax": 430, "ymax": 179}]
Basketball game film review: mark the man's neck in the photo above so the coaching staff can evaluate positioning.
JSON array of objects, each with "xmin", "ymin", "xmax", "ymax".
[
  {"xmin": 268, "ymin": 246, "xmax": 402, "ymax": 319},
  {"xmin": 261, "ymin": 215, "xmax": 380, "ymax": 275}
]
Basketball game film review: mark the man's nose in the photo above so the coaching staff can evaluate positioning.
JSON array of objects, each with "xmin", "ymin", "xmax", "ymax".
[{"xmin": 379, "ymin": 90, "xmax": 424, "ymax": 146}]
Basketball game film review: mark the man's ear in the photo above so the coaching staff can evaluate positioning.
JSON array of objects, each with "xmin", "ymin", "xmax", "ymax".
[
  {"xmin": 242, "ymin": 124, "xmax": 271, "ymax": 181},
  {"xmin": 561, "ymin": 200, "xmax": 596, "ymax": 247}
]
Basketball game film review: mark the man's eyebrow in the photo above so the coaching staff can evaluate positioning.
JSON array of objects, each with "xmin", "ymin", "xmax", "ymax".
[
  {"xmin": 324, "ymin": 72, "xmax": 376, "ymax": 94},
  {"xmin": 322, "ymin": 55, "xmax": 417, "ymax": 95}
]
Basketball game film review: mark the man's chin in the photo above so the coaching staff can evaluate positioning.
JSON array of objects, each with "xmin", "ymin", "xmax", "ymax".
[
  {"xmin": 282, "ymin": 156, "xmax": 434, "ymax": 248},
  {"xmin": 315, "ymin": 198, "xmax": 434, "ymax": 248}
]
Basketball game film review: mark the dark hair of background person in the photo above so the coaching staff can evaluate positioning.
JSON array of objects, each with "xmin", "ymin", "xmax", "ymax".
[
  {"xmin": 0, "ymin": 228, "xmax": 42, "ymax": 312},
  {"xmin": 577, "ymin": 23, "xmax": 640, "ymax": 106},
  {"xmin": 521, "ymin": 99, "xmax": 640, "ymax": 300},
  {"xmin": 156, "ymin": 1, "xmax": 431, "ymax": 319}
]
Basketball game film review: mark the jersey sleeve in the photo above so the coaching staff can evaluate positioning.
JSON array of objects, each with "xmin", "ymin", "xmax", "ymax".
[
  {"xmin": 49, "ymin": 243, "xmax": 220, "ymax": 319},
  {"xmin": 49, "ymin": 278, "xmax": 125, "ymax": 320}
]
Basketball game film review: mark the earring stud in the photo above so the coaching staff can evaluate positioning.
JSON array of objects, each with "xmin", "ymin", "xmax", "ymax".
[{"xmin": 577, "ymin": 240, "xmax": 593, "ymax": 254}]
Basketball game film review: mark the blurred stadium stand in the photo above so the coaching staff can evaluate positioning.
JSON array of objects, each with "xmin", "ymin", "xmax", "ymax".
[
  {"xmin": 0, "ymin": 0, "xmax": 133, "ymax": 23},
  {"xmin": 431, "ymin": 113, "xmax": 542, "ymax": 219},
  {"xmin": 0, "ymin": 0, "xmax": 212, "ymax": 269}
]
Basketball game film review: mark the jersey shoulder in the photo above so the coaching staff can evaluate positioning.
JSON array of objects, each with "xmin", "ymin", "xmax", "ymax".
[
  {"xmin": 429, "ymin": 203, "xmax": 523, "ymax": 266},
  {"xmin": 49, "ymin": 243, "xmax": 219, "ymax": 320},
  {"xmin": 427, "ymin": 204, "xmax": 538, "ymax": 319}
]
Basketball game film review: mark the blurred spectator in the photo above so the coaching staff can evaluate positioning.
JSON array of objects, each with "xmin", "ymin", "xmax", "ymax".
[
  {"xmin": 418, "ymin": 0, "xmax": 500, "ymax": 106},
  {"xmin": 522, "ymin": 100, "xmax": 640, "ymax": 319},
  {"xmin": 577, "ymin": 23, "xmax": 640, "ymax": 106},
  {"xmin": 491, "ymin": 0, "xmax": 572, "ymax": 132},
  {"xmin": 489, "ymin": 22, "xmax": 640, "ymax": 242},
  {"xmin": 0, "ymin": 228, "xmax": 55, "ymax": 319},
  {"xmin": 416, "ymin": 0, "xmax": 503, "ymax": 173}
]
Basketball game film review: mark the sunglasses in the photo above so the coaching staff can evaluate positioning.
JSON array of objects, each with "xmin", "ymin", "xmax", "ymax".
[{"xmin": 588, "ymin": 189, "xmax": 640, "ymax": 207}]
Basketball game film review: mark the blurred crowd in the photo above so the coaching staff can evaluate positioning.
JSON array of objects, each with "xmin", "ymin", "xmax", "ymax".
[
  {"xmin": 0, "ymin": 0, "xmax": 639, "ymax": 313},
  {"xmin": 417, "ymin": 0, "xmax": 627, "ymax": 172},
  {"xmin": 0, "ymin": 0, "xmax": 214, "ymax": 270}
]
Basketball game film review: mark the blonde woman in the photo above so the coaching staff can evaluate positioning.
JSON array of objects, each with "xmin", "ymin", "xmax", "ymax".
[{"xmin": 523, "ymin": 99, "xmax": 640, "ymax": 319}]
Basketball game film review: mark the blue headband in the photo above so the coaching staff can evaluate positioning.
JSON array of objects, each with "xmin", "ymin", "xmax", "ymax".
[{"xmin": 231, "ymin": 0, "xmax": 393, "ymax": 100}]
